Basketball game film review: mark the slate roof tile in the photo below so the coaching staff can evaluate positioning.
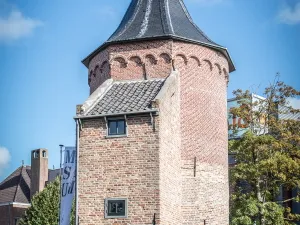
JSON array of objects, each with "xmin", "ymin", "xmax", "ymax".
[
  {"xmin": 86, "ymin": 79, "xmax": 164, "ymax": 116},
  {"xmin": 0, "ymin": 167, "xmax": 60, "ymax": 204},
  {"xmin": 107, "ymin": 0, "xmax": 219, "ymax": 48},
  {"xmin": 82, "ymin": 0, "xmax": 235, "ymax": 72},
  {"xmin": 0, "ymin": 166, "xmax": 31, "ymax": 204}
]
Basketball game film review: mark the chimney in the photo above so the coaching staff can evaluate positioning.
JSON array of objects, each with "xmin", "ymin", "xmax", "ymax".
[{"xmin": 30, "ymin": 148, "xmax": 49, "ymax": 198}]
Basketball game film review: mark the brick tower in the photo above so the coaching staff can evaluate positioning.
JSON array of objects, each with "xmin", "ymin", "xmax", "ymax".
[
  {"xmin": 30, "ymin": 148, "xmax": 49, "ymax": 198},
  {"xmin": 77, "ymin": 0, "xmax": 235, "ymax": 224}
]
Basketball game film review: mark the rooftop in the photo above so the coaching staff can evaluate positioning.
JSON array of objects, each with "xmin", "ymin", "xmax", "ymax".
[
  {"xmin": 82, "ymin": 0, "xmax": 235, "ymax": 72},
  {"xmin": 81, "ymin": 79, "xmax": 165, "ymax": 117},
  {"xmin": 0, "ymin": 166, "xmax": 60, "ymax": 204}
]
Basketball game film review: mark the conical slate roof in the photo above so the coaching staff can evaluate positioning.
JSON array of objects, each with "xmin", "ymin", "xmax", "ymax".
[
  {"xmin": 83, "ymin": 0, "xmax": 235, "ymax": 72},
  {"xmin": 108, "ymin": 0, "xmax": 217, "ymax": 45}
]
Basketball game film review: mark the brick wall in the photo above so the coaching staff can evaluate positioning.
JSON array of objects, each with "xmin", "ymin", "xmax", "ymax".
[
  {"xmin": 31, "ymin": 149, "xmax": 49, "ymax": 198},
  {"xmin": 78, "ymin": 116, "xmax": 160, "ymax": 225},
  {"xmin": 173, "ymin": 41, "xmax": 229, "ymax": 225},
  {"xmin": 88, "ymin": 40, "xmax": 173, "ymax": 94},
  {"xmin": 81, "ymin": 39, "xmax": 230, "ymax": 225},
  {"xmin": 0, "ymin": 204, "xmax": 29, "ymax": 225},
  {"xmin": 0, "ymin": 205, "xmax": 10, "ymax": 225},
  {"xmin": 154, "ymin": 71, "xmax": 182, "ymax": 225}
]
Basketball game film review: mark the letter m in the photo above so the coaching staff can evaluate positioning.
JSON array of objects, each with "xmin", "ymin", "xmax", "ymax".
[{"xmin": 64, "ymin": 150, "xmax": 76, "ymax": 164}]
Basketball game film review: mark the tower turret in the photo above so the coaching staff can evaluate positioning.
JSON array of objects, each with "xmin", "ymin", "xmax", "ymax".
[
  {"xmin": 30, "ymin": 149, "xmax": 48, "ymax": 198},
  {"xmin": 78, "ymin": 1, "xmax": 234, "ymax": 224}
]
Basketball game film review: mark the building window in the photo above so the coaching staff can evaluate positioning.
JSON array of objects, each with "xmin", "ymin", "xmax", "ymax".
[
  {"xmin": 107, "ymin": 118, "xmax": 126, "ymax": 136},
  {"xmin": 105, "ymin": 198, "xmax": 127, "ymax": 218},
  {"xmin": 15, "ymin": 218, "xmax": 20, "ymax": 225},
  {"xmin": 33, "ymin": 151, "xmax": 39, "ymax": 158},
  {"xmin": 42, "ymin": 150, "xmax": 47, "ymax": 157}
]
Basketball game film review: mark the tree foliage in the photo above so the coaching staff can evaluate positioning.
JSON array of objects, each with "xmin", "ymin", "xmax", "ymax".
[
  {"xmin": 20, "ymin": 177, "xmax": 75, "ymax": 225},
  {"xmin": 229, "ymin": 78, "xmax": 300, "ymax": 225}
]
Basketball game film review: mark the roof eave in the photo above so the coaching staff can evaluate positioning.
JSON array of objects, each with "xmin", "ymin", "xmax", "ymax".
[
  {"xmin": 74, "ymin": 109, "xmax": 159, "ymax": 120},
  {"xmin": 82, "ymin": 35, "xmax": 235, "ymax": 72}
]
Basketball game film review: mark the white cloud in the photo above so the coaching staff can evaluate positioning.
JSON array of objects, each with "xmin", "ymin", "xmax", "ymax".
[
  {"xmin": 278, "ymin": 2, "xmax": 300, "ymax": 25},
  {"xmin": 0, "ymin": 147, "xmax": 11, "ymax": 175},
  {"xmin": 0, "ymin": 10, "xmax": 42, "ymax": 41},
  {"xmin": 287, "ymin": 98, "xmax": 300, "ymax": 109}
]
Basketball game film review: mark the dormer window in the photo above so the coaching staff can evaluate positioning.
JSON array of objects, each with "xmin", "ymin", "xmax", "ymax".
[{"xmin": 107, "ymin": 118, "xmax": 126, "ymax": 137}]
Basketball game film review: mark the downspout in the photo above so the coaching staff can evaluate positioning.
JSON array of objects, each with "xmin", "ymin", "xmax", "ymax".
[{"xmin": 75, "ymin": 119, "xmax": 80, "ymax": 225}]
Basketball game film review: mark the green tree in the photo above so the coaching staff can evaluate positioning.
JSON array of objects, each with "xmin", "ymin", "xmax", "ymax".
[
  {"xmin": 20, "ymin": 177, "xmax": 75, "ymax": 225},
  {"xmin": 229, "ymin": 79, "xmax": 300, "ymax": 225}
]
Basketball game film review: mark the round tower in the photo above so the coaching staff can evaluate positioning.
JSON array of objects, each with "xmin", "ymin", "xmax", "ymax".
[{"xmin": 81, "ymin": 0, "xmax": 234, "ymax": 224}]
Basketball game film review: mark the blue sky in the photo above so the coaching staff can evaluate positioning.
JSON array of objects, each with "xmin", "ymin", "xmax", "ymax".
[{"xmin": 0, "ymin": 0, "xmax": 299, "ymax": 181}]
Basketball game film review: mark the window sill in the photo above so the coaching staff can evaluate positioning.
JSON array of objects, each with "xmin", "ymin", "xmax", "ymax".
[
  {"xmin": 105, "ymin": 134, "xmax": 128, "ymax": 139},
  {"xmin": 104, "ymin": 215, "xmax": 128, "ymax": 219}
]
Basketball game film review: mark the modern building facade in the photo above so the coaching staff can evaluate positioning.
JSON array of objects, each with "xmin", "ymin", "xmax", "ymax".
[
  {"xmin": 76, "ymin": 0, "xmax": 234, "ymax": 225},
  {"xmin": 0, "ymin": 149, "xmax": 59, "ymax": 225}
]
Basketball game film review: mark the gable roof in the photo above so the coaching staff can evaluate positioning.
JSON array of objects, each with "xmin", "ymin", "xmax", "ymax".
[
  {"xmin": 80, "ymin": 79, "xmax": 165, "ymax": 117},
  {"xmin": 82, "ymin": 0, "xmax": 235, "ymax": 72},
  {"xmin": 0, "ymin": 167, "xmax": 60, "ymax": 204},
  {"xmin": 0, "ymin": 166, "xmax": 31, "ymax": 204}
]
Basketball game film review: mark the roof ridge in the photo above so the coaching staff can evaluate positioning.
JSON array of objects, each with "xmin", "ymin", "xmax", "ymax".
[
  {"xmin": 178, "ymin": 0, "xmax": 218, "ymax": 45},
  {"xmin": 0, "ymin": 166, "xmax": 22, "ymax": 187},
  {"xmin": 13, "ymin": 166, "xmax": 24, "ymax": 202},
  {"xmin": 107, "ymin": 0, "xmax": 142, "ymax": 42}
]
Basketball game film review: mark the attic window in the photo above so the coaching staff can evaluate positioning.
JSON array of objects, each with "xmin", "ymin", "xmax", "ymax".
[{"xmin": 107, "ymin": 118, "xmax": 126, "ymax": 136}]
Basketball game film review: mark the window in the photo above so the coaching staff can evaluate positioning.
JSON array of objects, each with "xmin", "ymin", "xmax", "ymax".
[
  {"xmin": 105, "ymin": 198, "xmax": 127, "ymax": 218},
  {"xmin": 33, "ymin": 151, "xmax": 39, "ymax": 158},
  {"xmin": 42, "ymin": 150, "xmax": 47, "ymax": 158},
  {"xmin": 107, "ymin": 118, "xmax": 126, "ymax": 136},
  {"xmin": 15, "ymin": 218, "xmax": 20, "ymax": 225}
]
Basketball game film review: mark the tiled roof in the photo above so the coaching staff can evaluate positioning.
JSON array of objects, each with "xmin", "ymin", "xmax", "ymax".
[
  {"xmin": 107, "ymin": 0, "xmax": 219, "ymax": 47},
  {"xmin": 0, "ymin": 167, "xmax": 60, "ymax": 204},
  {"xmin": 82, "ymin": 0, "xmax": 235, "ymax": 72},
  {"xmin": 86, "ymin": 79, "xmax": 164, "ymax": 116},
  {"xmin": 48, "ymin": 169, "xmax": 60, "ymax": 182},
  {"xmin": 0, "ymin": 166, "xmax": 31, "ymax": 204}
]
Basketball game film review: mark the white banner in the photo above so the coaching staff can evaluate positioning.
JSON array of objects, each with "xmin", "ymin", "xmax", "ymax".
[{"xmin": 60, "ymin": 147, "xmax": 76, "ymax": 225}]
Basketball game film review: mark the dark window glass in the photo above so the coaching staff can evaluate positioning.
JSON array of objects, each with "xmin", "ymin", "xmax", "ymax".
[
  {"xmin": 117, "ymin": 120, "xmax": 125, "ymax": 134},
  {"xmin": 108, "ymin": 119, "xmax": 126, "ymax": 136},
  {"xmin": 108, "ymin": 121, "xmax": 117, "ymax": 135},
  {"xmin": 107, "ymin": 200, "xmax": 126, "ymax": 217}
]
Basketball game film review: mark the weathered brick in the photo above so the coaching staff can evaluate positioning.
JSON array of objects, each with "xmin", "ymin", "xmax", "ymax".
[{"xmin": 79, "ymin": 39, "xmax": 229, "ymax": 225}]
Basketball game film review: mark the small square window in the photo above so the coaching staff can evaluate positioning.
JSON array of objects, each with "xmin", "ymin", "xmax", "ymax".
[
  {"xmin": 105, "ymin": 198, "xmax": 128, "ymax": 218},
  {"xmin": 108, "ymin": 119, "xmax": 126, "ymax": 136}
]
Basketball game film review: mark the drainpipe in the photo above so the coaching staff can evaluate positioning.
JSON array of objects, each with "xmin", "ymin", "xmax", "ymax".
[{"xmin": 75, "ymin": 119, "xmax": 80, "ymax": 225}]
